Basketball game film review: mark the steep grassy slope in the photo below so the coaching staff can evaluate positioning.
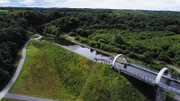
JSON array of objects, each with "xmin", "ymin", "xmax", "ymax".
[{"xmin": 10, "ymin": 40, "xmax": 147, "ymax": 101}]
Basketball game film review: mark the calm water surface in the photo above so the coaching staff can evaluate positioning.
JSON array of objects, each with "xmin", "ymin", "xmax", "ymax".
[{"xmin": 56, "ymin": 38, "xmax": 113, "ymax": 62}]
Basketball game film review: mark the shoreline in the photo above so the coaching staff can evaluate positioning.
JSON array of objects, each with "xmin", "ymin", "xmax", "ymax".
[{"xmin": 64, "ymin": 36, "xmax": 116, "ymax": 58}]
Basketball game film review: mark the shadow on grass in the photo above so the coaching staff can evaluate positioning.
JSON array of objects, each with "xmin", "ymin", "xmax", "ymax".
[
  {"xmin": 120, "ymin": 73, "xmax": 156, "ymax": 101},
  {"xmin": 112, "ymin": 69, "xmax": 176, "ymax": 101}
]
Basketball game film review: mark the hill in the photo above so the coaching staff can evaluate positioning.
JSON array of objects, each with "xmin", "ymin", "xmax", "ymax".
[{"xmin": 9, "ymin": 40, "xmax": 147, "ymax": 101}]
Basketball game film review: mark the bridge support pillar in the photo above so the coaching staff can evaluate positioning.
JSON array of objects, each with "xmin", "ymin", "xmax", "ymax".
[
  {"xmin": 156, "ymin": 87, "xmax": 167, "ymax": 101},
  {"xmin": 155, "ymin": 68, "xmax": 171, "ymax": 101}
]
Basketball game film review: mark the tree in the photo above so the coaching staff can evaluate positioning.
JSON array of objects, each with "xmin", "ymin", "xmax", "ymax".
[
  {"xmin": 15, "ymin": 18, "xmax": 28, "ymax": 28},
  {"xmin": 166, "ymin": 25, "xmax": 180, "ymax": 34},
  {"xmin": 158, "ymin": 52, "xmax": 171, "ymax": 63},
  {"xmin": 112, "ymin": 34, "xmax": 124, "ymax": 44}
]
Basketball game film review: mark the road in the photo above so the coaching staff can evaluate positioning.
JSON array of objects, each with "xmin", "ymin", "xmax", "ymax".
[
  {"xmin": 166, "ymin": 65, "xmax": 180, "ymax": 101},
  {"xmin": 4, "ymin": 93, "xmax": 58, "ymax": 101},
  {"xmin": 0, "ymin": 35, "xmax": 42, "ymax": 100}
]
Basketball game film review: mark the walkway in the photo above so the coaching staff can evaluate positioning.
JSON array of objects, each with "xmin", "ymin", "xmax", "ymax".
[
  {"xmin": 113, "ymin": 54, "xmax": 180, "ymax": 101},
  {"xmin": 4, "ymin": 93, "xmax": 58, "ymax": 101},
  {"xmin": 167, "ymin": 65, "xmax": 180, "ymax": 101},
  {"xmin": 0, "ymin": 35, "xmax": 41, "ymax": 100}
]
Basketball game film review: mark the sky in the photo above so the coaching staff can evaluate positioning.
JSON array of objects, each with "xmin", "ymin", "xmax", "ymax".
[{"xmin": 0, "ymin": 0, "xmax": 180, "ymax": 11}]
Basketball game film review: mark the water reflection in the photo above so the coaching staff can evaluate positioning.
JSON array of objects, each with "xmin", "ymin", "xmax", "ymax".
[{"xmin": 56, "ymin": 38, "xmax": 113, "ymax": 62}]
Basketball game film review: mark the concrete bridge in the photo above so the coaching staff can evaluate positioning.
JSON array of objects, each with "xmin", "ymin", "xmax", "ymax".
[{"xmin": 111, "ymin": 54, "xmax": 180, "ymax": 101}]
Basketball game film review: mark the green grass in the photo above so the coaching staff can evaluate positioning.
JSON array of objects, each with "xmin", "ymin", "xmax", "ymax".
[
  {"xmin": 0, "ymin": 10, "xmax": 9, "ymax": 12},
  {"xmin": 15, "ymin": 50, "xmax": 22, "ymax": 64},
  {"xmin": 30, "ymin": 34, "xmax": 39, "ymax": 38},
  {"xmin": 10, "ymin": 40, "xmax": 147, "ymax": 101},
  {"xmin": 1, "ymin": 98, "xmax": 21, "ymax": 101},
  {"xmin": 78, "ymin": 64, "xmax": 147, "ymax": 101}
]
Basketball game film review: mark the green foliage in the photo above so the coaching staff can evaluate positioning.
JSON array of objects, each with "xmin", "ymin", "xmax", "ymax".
[
  {"xmin": 0, "ymin": 27, "xmax": 28, "ymax": 89},
  {"xmin": 79, "ymin": 64, "xmax": 146, "ymax": 101},
  {"xmin": 158, "ymin": 52, "xmax": 171, "ymax": 63},
  {"xmin": 1, "ymin": 7, "xmax": 180, "ymax": 97},
  {"xmin": 69, "ymin": 32, "xmax": 77, "ymax": 36},
  {"xmin": 112, "ymin": 34, "xmax": 124, "ymax": 44},
  {"xmin": 43, "ymin": 23, "xmax": 61, "ymax": 35},
  {"xmin": 78, "ymin": 29, "xmax": 180, "ymax": 68},
  {"xmin": 10, "ymin": 40, "xmax": 146, "ymax": 101}
]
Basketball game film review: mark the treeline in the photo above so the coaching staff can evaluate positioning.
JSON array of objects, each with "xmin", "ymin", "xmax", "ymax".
[
  {"xmin": 2, "ymin": 8, "xmax": 179, "ymax": 35},
  {"xmin": 43, "ymin": 10, "xmax": 180, "ymax": 34},
  {"xmin": 2, "ymin": 8, "xmax": 180, "ymax": 34}
]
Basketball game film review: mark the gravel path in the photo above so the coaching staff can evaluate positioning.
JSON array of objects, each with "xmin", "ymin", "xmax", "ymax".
[
  {"xmin": 0, "ymin": 35, "xmax": 41, "ymax": 100},
  {"xmin": 167, "ymin": 65, "xmax": 180, "ymax": 101},
  {"xmin": 4, "ymin": 93, "xmax": 58, "ymax": 101}
]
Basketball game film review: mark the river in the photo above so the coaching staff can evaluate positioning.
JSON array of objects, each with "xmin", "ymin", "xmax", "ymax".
[
  {"xmin": 56, "ymin": 38, "xmax": 180, "ymax": 93},
  {"xmin": 56, "ymin": 38, "xmax": 113, "ymax": 62}
]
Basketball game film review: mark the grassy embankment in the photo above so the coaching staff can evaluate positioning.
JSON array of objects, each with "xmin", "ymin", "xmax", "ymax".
[
  {"xmin": 9, "ymin": 40, "xmax": 147, "ymax": 101},
  {"xmin": 0, "ymin": 10, "xmax": 9, "ymax": 12},
  {"xmin": 1, "ymin": 98, "xmax": 19, "ymax": 101}
]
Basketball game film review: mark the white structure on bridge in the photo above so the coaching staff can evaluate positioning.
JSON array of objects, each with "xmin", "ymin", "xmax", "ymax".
[{"xmin": 112, "ymin": 54, "xmax": 180, "ymax": 101}]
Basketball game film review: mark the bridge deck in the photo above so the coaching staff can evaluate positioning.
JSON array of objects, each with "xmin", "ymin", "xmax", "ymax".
[{"xmin": 114, "ymin": 62, "xmax": 180, "ymax": 95}]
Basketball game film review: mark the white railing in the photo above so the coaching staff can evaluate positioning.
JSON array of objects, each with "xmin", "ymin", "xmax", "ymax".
[
  {"xmin": 128, "ymin": 62, "xmax": 159, "ymax": 73},
  {"xmin": 119, "ymin": 67, "xmax": 155, "ymax": 85},
  {"xmin": 92, "ymin": 58, "xmax": 112, "ymax": 65},
  {"xmin": 159, "ymin": 83, "xmax": 180, "ymax": 95},
  {"xmin": 116, "ymin": 62, "xmax": 180, "ymax": 83},
  {"xmin": 114, "ymin": 61, "xmax": 180, "ymax": 96}
]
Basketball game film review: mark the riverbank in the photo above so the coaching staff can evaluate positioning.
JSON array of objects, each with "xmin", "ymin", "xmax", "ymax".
[
  {"xmin": 63, "ymin": 36, "xmax": 163, "ymax": 65},
  {"xmin": 64, "ymin": 36, "xmax": 180, "ymax": 71},
  {"xmin": 62, "ymin": 35, "xmax": 180, "ymax": 101},
  {"xmin": 64, "ymin": 35, "xmax": 117, "ymax": 57}
]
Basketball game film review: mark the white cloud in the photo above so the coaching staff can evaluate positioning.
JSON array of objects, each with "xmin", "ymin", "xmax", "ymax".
[
  {"xmin": 53, "ymin": 0, "xmax": 180, "ymax": 11},
  {"xmin": 1, "ymin": 0, "xmax": 180, "ymax": 11},
  {"xmin": 0, "ymin": 0, "xmax": 9, "ymax": 4},
  {"xmin": 19, "ymin": 0, "xmax": 35, "ymax": 5},
  {"xmin": 43, "ymin": 0, "xmax": 57, "ymax": 5}
]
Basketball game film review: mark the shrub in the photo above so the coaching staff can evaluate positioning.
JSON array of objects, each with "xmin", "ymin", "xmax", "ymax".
[
  {"xmin": 127, "ymin": 52, "xmax": 138, "ymax": 59},
  {"xmin": 75, "ymin": 36, "xmax": 80, "ymax": 40},
  {"xmin": 69, "ymin": 32, "xmax": 76, "ymax": 36}
]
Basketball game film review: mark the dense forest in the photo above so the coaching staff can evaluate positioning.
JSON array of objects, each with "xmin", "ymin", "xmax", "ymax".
[
  {"xmin": 0, "ymin": 7, "xmax": 180, "ymax": 88},
  {"xmin": 0, "ymin": 9, "xmax": 29, "ymax": 87}
]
